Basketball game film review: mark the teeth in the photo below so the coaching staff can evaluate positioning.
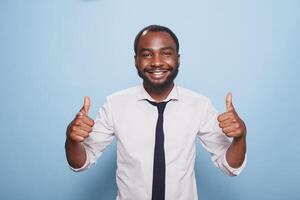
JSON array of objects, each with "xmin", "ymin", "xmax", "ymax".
[{"xmin": 149, "ymin": 70, "xmax": 166, "ymax": 73}]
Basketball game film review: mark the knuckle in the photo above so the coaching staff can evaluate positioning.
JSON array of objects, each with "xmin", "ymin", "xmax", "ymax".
[
  {"xmin": 74, "ymin": 118, "xmax": 81, "ymax": 123},
  {"xmin": 226, "ymin": 133, "xmax": 233, "ymax": 137},
  {"xmin": 85, "ymin": 132, "xmax": 91, "ymax": 137},
  {"xmin": 75, "ymin": 136, "xmax": 84, "ymax": 142},
  {"xmin": 69, "ymin": 133, "xmax": 78, "ymax": 141},
  {"xmin": 87, "ymin": 118, "xmax": 94, "ymax": 126},
  {"xmin": 71, "ymin": 126, "xmax": 76, "ymax": 132},
  {"xmin": 218, "ymin": 123, "xmax": 222, "ymax": 128},
  {"xmin": 82, "ymin": 131, "xmax": 89, "ymax": 138}
]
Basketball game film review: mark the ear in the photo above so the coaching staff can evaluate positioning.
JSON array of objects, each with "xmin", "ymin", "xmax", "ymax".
[
  {"xmin": 134, "ymin": 54, "xmax": 137, "ymax": 67},
  {"xmin": 177, "ymin": 54, "xmax": 180, "ymax": 66}
]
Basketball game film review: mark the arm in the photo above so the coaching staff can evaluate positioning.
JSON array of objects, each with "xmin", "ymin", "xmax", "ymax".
[
  {"xmin": 65, "ymin": 137, "xmax": 87, "ymax": 169},
  {"xmin": 226, "ymin": 135, "xmax": 246, "ymax": 168},
  {"xmin": 65, "ymin": 96, "xmax": 95, "ymax": 169},
  {"xmin": 218, "ymin": 92, "xmax": 247, "ymax": 168},
  {"xmin": 65, "ymin": 97, "xmax": 115, "ymax": 171}
]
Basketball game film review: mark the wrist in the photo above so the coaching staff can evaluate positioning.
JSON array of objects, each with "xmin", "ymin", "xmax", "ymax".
[
  {"xmin": 66, "ymin": 136, "xmax": 82, "ymax": 147},
  {"xmin": 234, "ymin": 132, "xmax": 246, "ymax": 141}
]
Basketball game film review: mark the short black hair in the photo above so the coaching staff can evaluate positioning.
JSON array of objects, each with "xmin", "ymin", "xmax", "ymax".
[{"xmin": 134, "ymin": 25, "xmax": 179, "ymax": 55}]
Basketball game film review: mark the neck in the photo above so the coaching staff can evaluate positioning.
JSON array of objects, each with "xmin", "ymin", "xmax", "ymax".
[{"xmin": 143, "ymin": 82, "xmax": 174, "ymax": 102}]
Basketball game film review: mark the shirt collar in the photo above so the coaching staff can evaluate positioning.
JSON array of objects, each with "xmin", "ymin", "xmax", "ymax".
[{"xmin": 137, "ymin": 83, "xmax": 179, "ymax": 102}]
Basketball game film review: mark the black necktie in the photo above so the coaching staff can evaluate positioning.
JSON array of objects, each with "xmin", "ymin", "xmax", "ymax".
[{"xmin": 147, "ymin": 100, "xmax": 168, "ymax": 200}]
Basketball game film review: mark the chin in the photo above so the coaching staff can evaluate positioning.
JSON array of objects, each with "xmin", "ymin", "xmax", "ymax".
[
  {"xmin": 143, "ymin": 76, "xmax": 175, "ymax": 92},
  {"xmin": 137, "ymin": 67, "xmax": 179, "ymax": 92}
]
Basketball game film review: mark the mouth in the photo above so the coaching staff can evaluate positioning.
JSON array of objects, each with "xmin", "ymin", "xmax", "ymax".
[{"xmin": 145, "ymin": 68, "xmax": 171, "ymax": 79}]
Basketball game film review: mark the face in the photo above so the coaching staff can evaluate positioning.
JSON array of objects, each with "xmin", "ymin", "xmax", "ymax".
[{"xmin": 135, "ymin": 31, "xmax": 180, "ymax": 92}]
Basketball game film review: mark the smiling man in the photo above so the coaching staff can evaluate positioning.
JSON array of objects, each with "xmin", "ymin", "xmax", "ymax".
[
  {"xmin": 65, "ymin": 25, "xmax": 247, "ymax": 200},
  {"xmin": 135, "ymin": 30, "xmax": 179, "ymax": 100}
]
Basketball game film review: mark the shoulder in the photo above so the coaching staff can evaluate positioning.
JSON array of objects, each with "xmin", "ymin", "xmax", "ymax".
[
  {"xmin": 106, "ymin": 86, "xmax": 140, "ymax": 101},
  {"xmin": 177, "ymin": 86, "xmax": 211, "ymax": 104},
  {"xmin": 177, "ymin": 86, "xmax": 218, "ymax": 113}
]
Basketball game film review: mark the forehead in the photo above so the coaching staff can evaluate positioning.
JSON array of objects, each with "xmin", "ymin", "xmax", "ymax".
[{"xmin": 137, "ymin": 31, "xmax": 176, "ymax": 51}]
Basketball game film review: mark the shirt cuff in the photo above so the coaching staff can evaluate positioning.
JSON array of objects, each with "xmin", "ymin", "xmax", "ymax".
[{"xmin": 222, "ymin": 152, "xmax": 247, "ymax": 176}]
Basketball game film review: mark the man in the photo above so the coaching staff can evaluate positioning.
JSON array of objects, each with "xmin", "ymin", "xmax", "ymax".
[{"xmin": 65, "ymin": 25, "xmax": 247, "ymax": 200}]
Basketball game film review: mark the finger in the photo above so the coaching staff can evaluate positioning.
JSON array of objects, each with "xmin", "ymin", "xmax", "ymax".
[
  {"xmin": 71, "ymin": 128, "xmax": 90, "ymax": 138},
  {"xmin": 76, "ymin": 122, "xmax": 93, "ymax": 133},
  {"xmin": 69, "ymin": 134, "xmax": 85, "ymax": 142},
  {"xmin": 218, "ymin": 111, "xmax": 234, "ymax": 122},
  {"xmin": 226, "ymin": 92, "xmax": 234, "ymax": 111},
  {"xmin": 83, "ymin": 96, "xmax": 90, "ymax": 114},
  {"xmin": 79, "ymin": 96, "xmax": 91, "ymax": 115},
  {"xmin": 77, "ymin": 112, "xmax": 84, "ymax": 117},
  {"xmin": 75, "ymin": 113, "xmax": 94, "ymax": 127},
  {"xmin": 219, "ymin": 119, "xmax": 236, "ymax": 128},
  {"xmin": 80, "ymin": 115, "xmax": 95, "ymax": 127},
  {"xmin": 226, "ymin": 130, "xmax": 243, "ymax": 138},
  {"xmin": 222, "ymin": 125, "xmax": 238, "ymax": 134}
]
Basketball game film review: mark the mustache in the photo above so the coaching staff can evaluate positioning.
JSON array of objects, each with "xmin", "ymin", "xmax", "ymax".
[{"xmin": 143, "ymin": 66, "xmax": 173, "ymax": 73}]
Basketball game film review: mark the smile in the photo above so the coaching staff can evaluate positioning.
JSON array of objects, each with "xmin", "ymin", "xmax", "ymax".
[{"xmin": 146, "ymin": 69, "xmax": 170, "ymax": 79}]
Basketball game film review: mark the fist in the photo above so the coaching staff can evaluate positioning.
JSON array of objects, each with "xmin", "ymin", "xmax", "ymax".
[
  {"xmin": 67, "ymin": 96, "xmax": 95, "ymax": 143},
  {"xmin": 217, "ymin": 92, "xmax": 246, "ymax": 139}
]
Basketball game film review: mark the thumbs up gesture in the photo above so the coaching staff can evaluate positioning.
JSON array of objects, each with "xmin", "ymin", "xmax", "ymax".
[
  {"xmin": 67, "ymin": 96, "xmax": 95, "ymax": 143},
  {"xmin": 217, "ymin": 92, "xmax": 246, "ymax": 139}
]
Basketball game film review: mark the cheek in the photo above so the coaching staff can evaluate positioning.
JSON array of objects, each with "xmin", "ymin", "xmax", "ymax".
[
  {"xmin": 165, "ymin": 57, "xmax": 178, "ymax": 67},
  {"xmin": 138, "ymin": 59, "xmax": 150, "ymax": 69}
]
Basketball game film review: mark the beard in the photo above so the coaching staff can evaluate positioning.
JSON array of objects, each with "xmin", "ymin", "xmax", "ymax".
[{"xmin": 136, "ymin": 65, "xmax": 179, "ymax": 92}]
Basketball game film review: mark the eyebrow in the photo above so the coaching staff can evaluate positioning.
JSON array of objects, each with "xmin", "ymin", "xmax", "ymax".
[
  {"xmin": 161, "ymin": 46, "xmax": 174, "ymax": 50},
  {"xmin": 138, "ymin": 48, "xmax": 152, "ymax": 53},
  {"xmin": 138, "ymin": 46, "xmax": 175, "ymax": 53}
]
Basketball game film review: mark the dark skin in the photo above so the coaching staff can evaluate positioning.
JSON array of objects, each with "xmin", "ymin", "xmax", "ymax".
[
  {"xmin": 65, "ymin": 30, "xmax": 246, "ymax": 169},
  {"xmin": 219, "ymin": 92, "xmax": 247, "ymax": 168},
  {"xmin": 65, "ymin": 97, "xmax": 94, "ymax": 168},
  {"xmin": 135, "ymin": 31, "xmax": 180, "ymax": 101}
]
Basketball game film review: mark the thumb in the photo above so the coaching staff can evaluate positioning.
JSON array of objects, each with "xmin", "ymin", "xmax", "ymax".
[
  {"xmin": 81, "ymin": 96, "xmax": 91, "ymax": 115},
  {"xmin": 226, "ymin": 92, "xmax": 234, "ymax": 111}
]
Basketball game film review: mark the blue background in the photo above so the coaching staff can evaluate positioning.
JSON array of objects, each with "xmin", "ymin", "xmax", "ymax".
[{"xmin": 1, "ymin": 0, "xmax": 299, "ymax": 199}]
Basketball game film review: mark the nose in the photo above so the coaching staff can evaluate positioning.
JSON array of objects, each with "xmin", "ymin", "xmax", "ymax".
[{"xmin": 151, "ymin": 54, "xmax": 164, "ymax": 67}]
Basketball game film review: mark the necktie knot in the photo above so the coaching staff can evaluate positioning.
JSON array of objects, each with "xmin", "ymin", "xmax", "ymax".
[{"xmin": 147, "ymin": 100, "xmax": 168, "ymax": 114}]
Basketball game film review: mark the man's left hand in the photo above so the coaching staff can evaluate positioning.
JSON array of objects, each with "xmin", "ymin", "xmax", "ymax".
[{"xmin": 217, "ymin": 92, "xmax": 246, "ymax": 139}]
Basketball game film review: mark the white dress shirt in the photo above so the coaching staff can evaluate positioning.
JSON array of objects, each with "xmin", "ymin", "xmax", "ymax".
[{"xmin": 71, "ymin": 85, "xmax": 246, "ymax": 200}]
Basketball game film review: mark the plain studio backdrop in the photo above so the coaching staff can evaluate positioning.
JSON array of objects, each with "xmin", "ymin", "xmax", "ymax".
[{"xmin": 0, "ymin": 0, "xmax": 299, "ymax": 199}]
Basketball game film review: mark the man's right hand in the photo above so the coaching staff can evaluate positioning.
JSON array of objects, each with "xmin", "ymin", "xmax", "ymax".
[{"xmin": 67, "ymin": 96, "xmax": 95, "ymax": 143}]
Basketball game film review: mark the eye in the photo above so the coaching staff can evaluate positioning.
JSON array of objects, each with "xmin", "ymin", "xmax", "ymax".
[
  {"xmin": 162, "ymin": 51, "xmax": 172, "ymax": 56},
  {"xmin": 141, "ymin": 52, "xmax": 152, "ymax": 58}
]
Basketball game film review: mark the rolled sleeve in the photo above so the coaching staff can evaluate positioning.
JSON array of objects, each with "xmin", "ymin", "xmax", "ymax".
[
  {"xmin": 218, "ymin": 152, "xmax": 247, "ymax": 176},
  {"xmin": 69, "ymin": 143, "xmax": 92, "ymax": 172},
  {"xmin": 68, "ymin": 147, "xmax": 91, "ymax": 172},
  {"xmin": 69, "ymin": 161, "xmax": 90, "ymax": 172}
]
